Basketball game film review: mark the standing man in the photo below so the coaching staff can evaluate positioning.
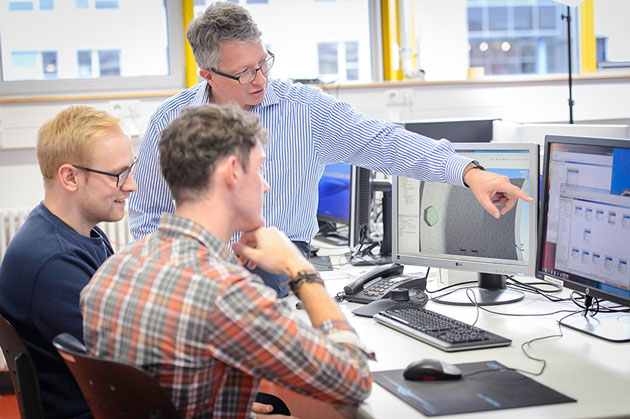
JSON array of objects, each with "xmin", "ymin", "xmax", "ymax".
[
  {"xmin": 0, "ymin": 105, "xmax": 137, "ymax": 418},
  {"xmin": 81, "ymin": 105, "xmax": 373, "ymax": 418},
  {"xmin": 129, "ymin": 2, "xmax": 531, "ymax": 296}
]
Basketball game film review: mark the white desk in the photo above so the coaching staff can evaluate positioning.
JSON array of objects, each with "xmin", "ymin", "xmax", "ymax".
[{"xmin": 302, "ymin": 249, "xmax": 630, "ymax": 419}]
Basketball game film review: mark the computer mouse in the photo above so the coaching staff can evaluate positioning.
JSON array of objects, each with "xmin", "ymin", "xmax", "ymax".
[{"xmin": 403, "ymin": 358, "xmax": 462, "ymax": 381}]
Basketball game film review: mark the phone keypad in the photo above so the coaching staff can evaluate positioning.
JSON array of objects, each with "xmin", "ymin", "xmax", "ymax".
[{"xmin": 363, "ymin": 274, "xmax": 410, "ymax": 297}]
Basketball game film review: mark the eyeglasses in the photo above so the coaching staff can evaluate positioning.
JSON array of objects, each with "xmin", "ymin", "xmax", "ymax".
[
  {"xmin": 74, "ymin": 158, "xmax": 136, "ymax": 188},
  {"xmin": 210, "ymin": 51, "xmax": 275, "ymax": 85}
]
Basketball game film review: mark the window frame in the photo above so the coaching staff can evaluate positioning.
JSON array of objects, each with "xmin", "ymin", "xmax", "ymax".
[{"xmin": 0, "ymin": 0, "xmax": 185, "ymax": 97}]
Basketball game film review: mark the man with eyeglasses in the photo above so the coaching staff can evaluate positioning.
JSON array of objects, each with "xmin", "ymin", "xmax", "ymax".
[
  {"xmin": 130, "ymin": 1, "xmax": 532, "ymax": 297},
  {"xmin": 0, "ymin": 105, "xmax": 137, "ymax": 418}
]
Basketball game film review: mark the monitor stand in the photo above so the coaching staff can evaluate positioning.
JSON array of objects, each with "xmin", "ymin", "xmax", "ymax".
[
  {"xmin": 350, "ymin": 253, "xmax": 392, "ymax": 266},
  {"xmin": 560, "ymin": 311, "xmax": 630, "ymax": 343},
  {"xmin": 433, "ymin": 272, "xmax": 524, "ymax": 306}
]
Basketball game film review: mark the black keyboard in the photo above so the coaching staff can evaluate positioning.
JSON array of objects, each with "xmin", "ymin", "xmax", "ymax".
[{"xmin": 373, "ymin": 307, "xmax": 512, "ymax": 352}]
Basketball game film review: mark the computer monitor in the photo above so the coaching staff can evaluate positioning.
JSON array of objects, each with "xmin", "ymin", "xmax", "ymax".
[
  {"xmin": 400, "ymin": 118, "xmax": 496, "ymax": 143},
  {"xmin": 348, "ymin": 166, "xmax": 393, "ymax": 265},
  {"xmin": 316, "ymin": 163, "xmax": 352, "ymax": 244},
  {"xmin": 393, "ymin": 142, "xmax": 539, "ymax": 306},
  {"xmin": 536, "ymin": 135, "xmax": 630, "ymax": 342}
]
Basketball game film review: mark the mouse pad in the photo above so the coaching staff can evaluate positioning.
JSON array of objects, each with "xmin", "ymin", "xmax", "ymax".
[{"xmin": 373, "ymin": 361, "xmax": 576, "ymax": 416}]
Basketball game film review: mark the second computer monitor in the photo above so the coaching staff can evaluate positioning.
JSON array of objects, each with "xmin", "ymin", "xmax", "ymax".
[{"xmin": 393, "ymin": 142, "xmax": 539, "ymax": 306}]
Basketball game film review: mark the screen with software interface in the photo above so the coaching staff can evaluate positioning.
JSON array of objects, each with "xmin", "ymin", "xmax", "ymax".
[
  {"xmin": 539, "ymin": 141, "xmax": 630, "ymax": 301},
  {"xmin": 396, "ymin": 147, "xmax": 534, "ymax": 274}
]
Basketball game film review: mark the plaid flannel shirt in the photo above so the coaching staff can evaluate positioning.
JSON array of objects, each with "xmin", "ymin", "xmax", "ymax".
[{"xmin": 81, "ymin": 213, "xmax": 372, "ymax": 418}]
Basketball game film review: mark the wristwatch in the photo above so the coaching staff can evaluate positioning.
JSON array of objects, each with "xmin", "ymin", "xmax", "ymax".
[{"xmin": 463, "ymin": 160, "xmax": 485, "ymax": 187}]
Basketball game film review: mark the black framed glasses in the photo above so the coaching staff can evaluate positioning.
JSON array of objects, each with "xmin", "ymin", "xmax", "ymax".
[
  {"xmin": 210, "ymin": 51, "xmax": 275, "ymax": 85},
  {"xmin": 74, "ymin": 158, "xmax": 136, "ymax": 188}
]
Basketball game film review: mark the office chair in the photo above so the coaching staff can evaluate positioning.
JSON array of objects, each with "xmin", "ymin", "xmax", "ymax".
[
  {"xmin": 52, "ymin": 333, "xmax": 179, "ymax": 419},
  {"xmin": 0, "ymin": 314, "xmax": 44, "ymax": 419}
]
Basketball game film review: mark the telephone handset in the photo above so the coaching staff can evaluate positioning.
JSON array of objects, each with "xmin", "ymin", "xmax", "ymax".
[{"xmin": 343, "ymin": 263, "xmax": 428, "ymax": 304}]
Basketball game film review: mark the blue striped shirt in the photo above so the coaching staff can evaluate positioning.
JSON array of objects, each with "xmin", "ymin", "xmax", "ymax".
[{"xmin": 129, "ymin": 79, "xmax": 473, "ymax": 242}]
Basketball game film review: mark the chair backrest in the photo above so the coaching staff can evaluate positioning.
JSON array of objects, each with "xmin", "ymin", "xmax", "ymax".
[
  {"xmin": 0, "ymin": 314, "xmax": 44, "ymax": 419},
  {"xmin": 52, "ymin": 333, "xmax": 179, "ymax": 419}
]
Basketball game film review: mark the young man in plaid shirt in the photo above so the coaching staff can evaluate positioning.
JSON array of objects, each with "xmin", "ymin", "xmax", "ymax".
[{"xmin": 80, "ymin": 105, "xmax": 373, "ymax": 418}]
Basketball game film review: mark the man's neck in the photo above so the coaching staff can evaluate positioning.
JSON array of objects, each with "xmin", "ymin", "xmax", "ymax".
[
  {"xmin": 175, "ymin": 199, "xmax": 233, "ymax": 244},
  {"xmin": 43, "ymin": 195, "xmax": 93, "ymax": 237}
]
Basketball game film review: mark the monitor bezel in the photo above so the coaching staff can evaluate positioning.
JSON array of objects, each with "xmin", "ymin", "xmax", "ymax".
[
  {"xmin": 392, "ymin": 142, "xmax": 539, "ymax": 277},
  {"xmin": 535, "ymin": 134, "xmax": 630, "ymax": 308}
]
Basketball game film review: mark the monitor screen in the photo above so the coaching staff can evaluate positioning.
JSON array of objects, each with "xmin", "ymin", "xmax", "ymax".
[
  {"xmin": 393, "ymin": 142, "xmax": 539, "ymax": 305},
  {"xmin": 536, "ymin": 135, "xmax": 630, "ymax": 342},
  {"xmin": 401, "ymin": 119, "xmax": 496, "ymax": 143},
  {"xmin": 317, "ymin": 162, "xmax": 352, "ymax": 225}
]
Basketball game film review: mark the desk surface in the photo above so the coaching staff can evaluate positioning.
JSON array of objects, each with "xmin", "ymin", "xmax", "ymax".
[{"xmin": 305, "ymin": 242, "xmax": 630, "ymax": 419}]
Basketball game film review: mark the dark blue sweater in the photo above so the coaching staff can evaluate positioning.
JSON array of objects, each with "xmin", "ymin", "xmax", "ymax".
[{"xmin": 0, "ymin": 203, "xmax": 113, "ymax": 419}]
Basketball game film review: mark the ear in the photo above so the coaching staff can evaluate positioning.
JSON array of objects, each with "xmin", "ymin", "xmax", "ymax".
[
  {"xmin": 58, "ymin": 164, "xmax": 80, "ymax": 192},
  {"xmin": 199, "ymin": 69, "xmax": 215, "ymax": 87},
  {"xmin": 218, "ymin": 155, "xmax": 241, "ymax": 189}
]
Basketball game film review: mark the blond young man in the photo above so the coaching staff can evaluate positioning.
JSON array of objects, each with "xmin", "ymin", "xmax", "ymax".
[{"xmin": 0, "ymin": 105, "xmax": 137, "ymax": 418}]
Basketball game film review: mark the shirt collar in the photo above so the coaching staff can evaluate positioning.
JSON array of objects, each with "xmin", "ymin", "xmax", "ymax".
[
  {"xmin": 251, "ymin": 79, "xmax": 279, "ymax": 110},
  {"xmin": 196, "ymin": 79, "xmax": 279, "ymax": 110},
  {"xmin": 158, "ymin": 213, "xmax": 235, "ymax": 262}
]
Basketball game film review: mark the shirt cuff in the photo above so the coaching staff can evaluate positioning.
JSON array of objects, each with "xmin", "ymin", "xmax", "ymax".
[
  {"xmin": 318, "ymin": 319, "xmax": 376, "ymax": 361},
  {"xmin": 444, "ymin": 154, "xmax": 474, "ymax": 187}
]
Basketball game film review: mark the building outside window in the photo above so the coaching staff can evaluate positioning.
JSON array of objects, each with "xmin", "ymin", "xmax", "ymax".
[
  {"xmin": 467, "ymin": 0, "xmax": 576, "ymax": 76},
  {"xmin": 0, "ymin": 0, "xmax": 183, "ymax": 95},
  {"xmin": 193, "ymin": 0, "xmax": 373, "ymax": 83}
]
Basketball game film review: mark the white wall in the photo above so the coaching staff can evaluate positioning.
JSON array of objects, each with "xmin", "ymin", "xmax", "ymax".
[{"xmin": 1, "ymin": 76, "xmax": 629, "ymax": 211}]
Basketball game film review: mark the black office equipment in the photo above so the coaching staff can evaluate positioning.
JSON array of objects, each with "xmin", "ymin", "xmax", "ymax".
[
  {"xmin": 373, "ymin": 307, "xmax": 511, "ymax": 351},
  {"xmin": 403, "ymin": 358, "xmax": 462, "ymax": 381},
  {"xmin": 536, "ymin": 135, "xmax": 630, "ymax": 342},
  {"xmin": 393, "ymin": 143, "xmax": 539, "ymax": 306},
  {"xmin": 351, "ymin": 287, "xmax": 428, "ymax": 318},
  {"xmin": 343, "ymin": 263, "xmax": 428, "ymax": 305},
  {"xmin": 0, "ymin": 313, "xmax": 44, "ymax": 419},
  {"xmin": 399, "ymin": 118, "xmax": 496, "ymax": 143},
  {"xmin": 373, "ymin": 361, "xmax": 576, "ymax": 417}
]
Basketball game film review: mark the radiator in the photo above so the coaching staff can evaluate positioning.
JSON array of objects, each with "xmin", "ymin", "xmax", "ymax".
[
  {"xmin": 0, "ymin": 208, "xmax": 131, "ymax": 261},
  {"xmin": 0, "ymin": 208, "xmax": 30, "ymax": 261},
  {"xmin": 97, "ymin": 215, "xmax": 132, "ymax": 252}
]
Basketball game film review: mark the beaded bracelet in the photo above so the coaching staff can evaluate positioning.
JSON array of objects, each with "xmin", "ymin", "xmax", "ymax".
[{"xmin": 289, "ymin": 271, "xmax": 325, "ymax": 297}]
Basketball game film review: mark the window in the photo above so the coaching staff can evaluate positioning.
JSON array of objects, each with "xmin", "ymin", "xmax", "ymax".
[
  {"xmin": 467, "ymin": 0, "xmax": 573, "ymax": 76},
  {"xmin": 193, "ymin": 0, "xmax": 374, "ymax": 83},
  {"xmin": 8, "ymin": 1, "xmax": 33, "ymax": 11},
  {"xmin": 95, "ymin": 0, "xmax": 118, "ymax": 10},
  {"xmin": 0, "ymin": 0, "xmax": 184, "ymax": 96},
  {"xmin": 318, "ymin": 43, "xmax": 338, "ymax": 76},
  {"xmin": 77, "ymin": 50, "xmax": 92, "ymax": 77},
  {"xmin": 98, "ymin": 50, "xmax": 120, "ymax": 77},
  {"xmin": 42, "ymin": 51, "xmax": 57, "ymax": 78},
  {"xmin": 40, "ymin": 0, "xmax": 53, "ymax": 10}
]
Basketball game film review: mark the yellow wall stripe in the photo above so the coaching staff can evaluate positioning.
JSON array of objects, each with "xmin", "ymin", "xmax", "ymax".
[
  {"xmin": 580, "ymin": 0, "xmax": 596, "ymax": 73},
  {"xmin": 382, "ymin": 0, "xmax": 402, "ymax": 81},
  {"xmin": 183, "ymin": 0, "xmax": 198, "ymax": 88}
]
